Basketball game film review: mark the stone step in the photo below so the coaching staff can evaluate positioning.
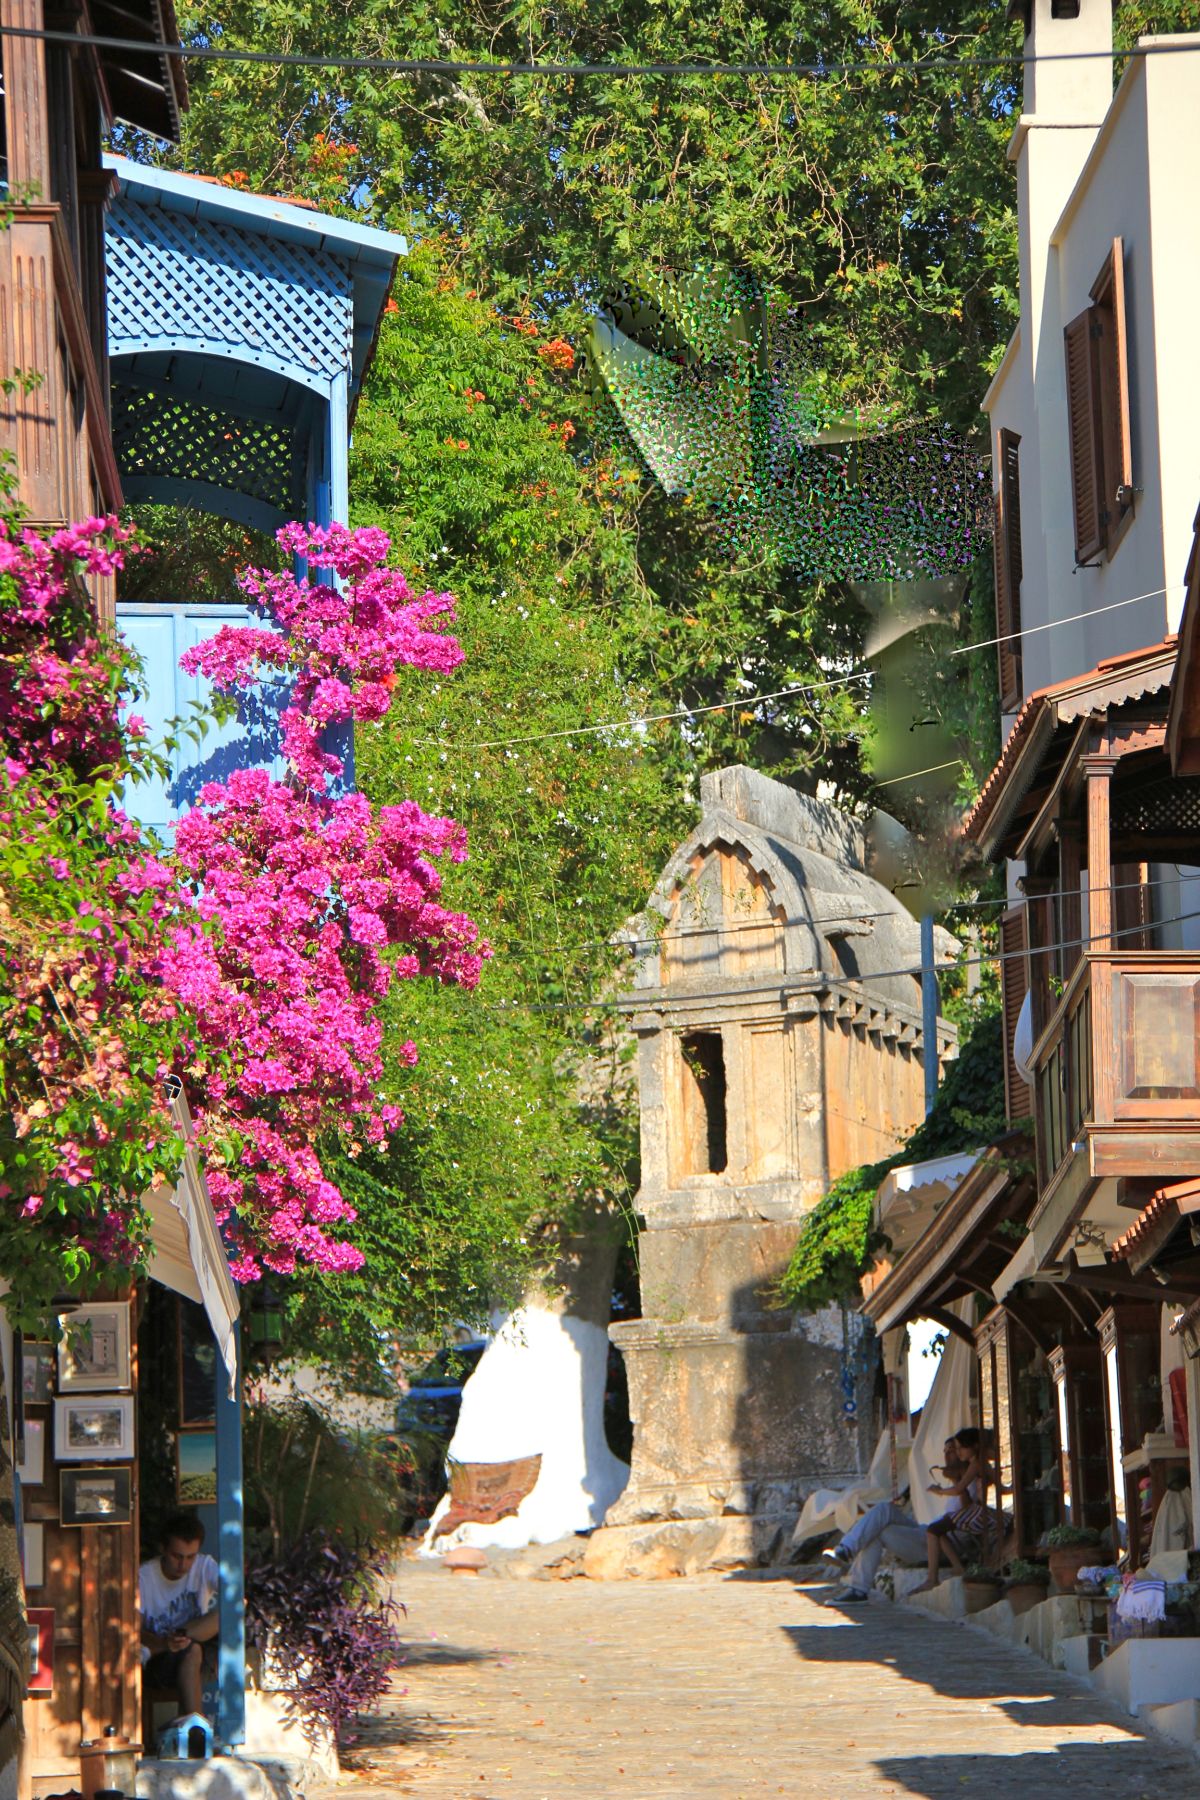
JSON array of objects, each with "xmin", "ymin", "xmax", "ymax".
[
  {"xmin": 1061, "ymin": 1632, "xmax": 1106, "ymax": 1677},
  {"xmin": 1141, "ymin": 1697, "xmax": 1200, "ymax": 1752},
  {"xmin": 1092, "ymin": 1638, "xmax": 1200, "ymax": 1717}
]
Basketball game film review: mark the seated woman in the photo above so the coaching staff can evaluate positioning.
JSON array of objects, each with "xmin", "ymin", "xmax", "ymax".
[{"xmin": 910, "ymin": 1427, "xmax": 1001, "ymax": 1594}]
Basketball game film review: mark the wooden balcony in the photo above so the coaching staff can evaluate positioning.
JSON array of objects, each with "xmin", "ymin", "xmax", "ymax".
[
  {"xmin": 1030, "ymin": 949, "xmax": 1200, "ymax": 1206},
  {"xmin": 0, "ymin": 201, "xmax": 121, "ymax": 618}
]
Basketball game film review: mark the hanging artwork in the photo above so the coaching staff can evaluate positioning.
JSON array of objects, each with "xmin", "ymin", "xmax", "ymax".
[
  {"xmin": 15, "ymin": 1419, "xmax": 45, "ymax": 1488},
  {"xmin": 22, "ymin": 1344, "xmax": 54, "ymax": 1406},
  {"xmin": 56, "ymin": 1304, "xmax": 132, "ymax": 1392},
  {"xmin": 20, "ymin": 1525, "xmax": 44, "ymax": 1591},
  {"xmin": 176, "ymin": 1430, "xmax": 217, "ymax": 1506},
  {"xmin": 54, "ymin": 1397, "xmax": 135, "ymax": 1463},
  {"xmin": 60, "ymin": 1467, "xmax": 133, "ymax": 1528},
  {"xmin": 178, "ymin": 1300, "xmax": 217, "ymax": 1427}
]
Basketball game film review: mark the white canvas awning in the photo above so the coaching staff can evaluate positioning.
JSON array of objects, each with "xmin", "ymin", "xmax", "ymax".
[
  {"xmin": 875, "ymin": 1151, "xmax": 980, "ymax": 1256},
  {"xmin": 145, "ymin": 1085, "xmax": 239, "ymax": 1395}
]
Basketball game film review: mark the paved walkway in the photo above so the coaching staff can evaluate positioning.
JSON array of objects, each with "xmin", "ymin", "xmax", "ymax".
[{"xmin": 339, "ymin": 1560, "xmax": 1196, "ymax": 1798}]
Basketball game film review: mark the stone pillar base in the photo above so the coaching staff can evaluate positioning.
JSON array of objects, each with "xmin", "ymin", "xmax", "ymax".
[{"xmin": 581, "ymin": 1513, "xmax": 803, "ymax": 1579}]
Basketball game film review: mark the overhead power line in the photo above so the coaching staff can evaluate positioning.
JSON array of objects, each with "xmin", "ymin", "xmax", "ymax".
[{"xmin": 4, "ymin": 22, "xmax": 1200, "ymax": 79}]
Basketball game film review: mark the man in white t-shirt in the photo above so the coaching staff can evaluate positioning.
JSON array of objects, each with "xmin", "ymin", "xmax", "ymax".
[{"xmin": 138, "ymin": 1511, "xmax": 220, "ymax": 1718}]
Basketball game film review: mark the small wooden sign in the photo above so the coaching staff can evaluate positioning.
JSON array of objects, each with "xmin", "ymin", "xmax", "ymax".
[
  {"xmin": 433, "ymin": 1454, "xmax": 542, "ymax": 1538},
  {"xmin": 27, "ymin": 1608, "xmax": 54, "ymax": 1693}
]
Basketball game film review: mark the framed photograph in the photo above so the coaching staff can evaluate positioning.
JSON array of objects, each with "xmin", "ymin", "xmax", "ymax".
[
  {"xmin": 22, "ymin": 1343, "xmax": 54, "ymax": 1406},
  {"xmin": 16, "ymin": 1419, "xmax": 45, "ymax": 1488},
  {"xmin": 54, "ymin": 1396, "xmax": 134, "ymax": 1463},
  {"xmin": 176, "ymin": 1430, "xmax": 217, "ymax": 1506},
  {"xmin": 26, "ymin": 1608, "xmax": 53, "ymax": 1693},
  {"xmin": 56, "ymin": 1305, "xmax": 131, "ymax": 1393},
  {"xmin": 21, "ymin": 1523, "xmax": 45, "ymax": 1590},
  {"xmin": 178, "ymin": 1299, "xmax": 217, "ymax": 1427},
  {"xmin": 61, "ymin": 1466, "xmax": 132, "ymax": 1528}
]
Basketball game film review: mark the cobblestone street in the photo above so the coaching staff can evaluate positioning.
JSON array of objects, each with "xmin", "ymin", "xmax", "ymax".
[{"xmin": 337, "ymin": 1561, "xmax": 1197, "ymax": 1799}]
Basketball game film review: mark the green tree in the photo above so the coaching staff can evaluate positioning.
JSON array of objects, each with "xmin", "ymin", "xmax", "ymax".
[{"xmin": 270, "ymin": 247, "xmax": 687, "ymax": 1375}]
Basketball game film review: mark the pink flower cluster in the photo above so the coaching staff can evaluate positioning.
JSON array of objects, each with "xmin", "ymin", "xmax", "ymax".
[
  {"xmin": 0, "ymin": 516, "xmax": 140, "ymax": 778},
  {"xmin": 162, "ymin": 768, "xmax": 486, "ymax": 1275},
  {"xmin": 163, "ymin": 524, "xmax": 486, "ymax": 1278},
  {"xmin": 2, "ymin": 517, "xmax": 485, "ymax": 1288},
  {"xmin": 181, "ymin": 522, "xmax": 464, "ymax": 790}
]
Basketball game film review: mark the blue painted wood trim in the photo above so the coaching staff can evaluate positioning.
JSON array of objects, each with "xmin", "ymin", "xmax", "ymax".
[{"xmin": 215, "ymin": 1319, "xmax": 247, "ymax": 1750}]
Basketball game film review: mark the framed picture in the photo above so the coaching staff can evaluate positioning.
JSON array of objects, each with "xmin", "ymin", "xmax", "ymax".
[
  {"xmin": 21, "ymin": 1523, "xmax": 44, "ymax": 1590},
  {"xmin": 56, "ymin": 1305, "xmax": 131, "ymax": 1393},
  {"xmin": 178, "ymin": 1299, "xmax": 217, "ymax": 1426},
  {"xmin": 22, "ymin": 1343, "xmax": 54, "ymax": 1406},
  {"xmin": 16, "ymin": 1419, "xmax": 45, "ymax": 1488},
  {"xmin": 61, "ymin": 1466, "xmax": 133, "ymax": 1527},
  {"xmin": 26, "ymin": 1608, "xmax": 53, "ymax": 1693},
  {"xmin": 176, "ymin": 1430, "xmax": 218, "ymax": 1505},
  {"xmin": 54, "ymin": 1396, "xmax": 134, "ymax": 1463}
]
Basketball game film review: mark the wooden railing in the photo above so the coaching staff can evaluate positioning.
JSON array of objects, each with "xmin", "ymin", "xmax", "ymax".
[{"xmin": 1030, "ymin": 951, "xmax": 1200, "ymax": 1191}]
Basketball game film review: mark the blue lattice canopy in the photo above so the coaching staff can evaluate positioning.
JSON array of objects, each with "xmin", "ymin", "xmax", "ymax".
[{"xmin": 104, "ymin": 158, "xmax": 407, "ymax": 531}]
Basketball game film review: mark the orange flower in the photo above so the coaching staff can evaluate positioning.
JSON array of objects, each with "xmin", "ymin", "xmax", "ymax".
[{"xmin": 538, "ymin": 337, "xmax": 575, "ymax": 372}]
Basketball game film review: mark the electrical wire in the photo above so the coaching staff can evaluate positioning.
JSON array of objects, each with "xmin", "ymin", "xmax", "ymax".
[
  {"xmin": 478, "ymin": 904, "xmax": 1200, "ymax": 1015},
  {"xmin": 415, "ymin": 580, "xmax": 1181, "ymax": 755},
  {"xmin": 494, "ymin": 866, "xmax": 1199, "ymax": 961},
  {"xmin": 4, "ymin": 23, "xmax": 1200, "ymax": 79},
  {"xmin": 417, "ymin": 669, "xmax": 874, "ymax": 751},
  {"xmin": 951, "ymin": 584, "xmax": 1181, "ymax": 658}
]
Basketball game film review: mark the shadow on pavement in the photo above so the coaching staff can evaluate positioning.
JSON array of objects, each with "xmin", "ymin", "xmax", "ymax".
[
  {"xmin": 875, "ymin": 1743, "xmax": 1165, "ymax": 1798},
  {"xmin": 781, "ymin": 1596, "xmax": 1190, "ymax": 1795},
  {"xmin": 398, "ymin": 1639, "xmax": 501, "ymax": 1669}
]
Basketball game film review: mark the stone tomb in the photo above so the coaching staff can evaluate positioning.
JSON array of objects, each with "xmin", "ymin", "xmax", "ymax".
[{"xmin": 596, "ymin": 767, "xmax": 954, "ymax": 1574}]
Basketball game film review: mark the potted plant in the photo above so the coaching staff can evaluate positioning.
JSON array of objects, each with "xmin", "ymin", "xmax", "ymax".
[
  {"xmin": 1044, "ymin": 1524, "xmax": 1102, "ymax": 1593},
  {"xmin": 1003, "ymin": 1558, "xmax": 1051, "ymax": 1615},
  {"xmin": 961, "ymin": 1561, "xmax": 1003, "ymax": 1614}
]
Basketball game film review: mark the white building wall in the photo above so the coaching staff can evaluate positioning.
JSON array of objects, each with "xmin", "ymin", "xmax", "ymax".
[{"xmin": 986, "ymin": 9, "xmax": 1200, "ymax": 703}]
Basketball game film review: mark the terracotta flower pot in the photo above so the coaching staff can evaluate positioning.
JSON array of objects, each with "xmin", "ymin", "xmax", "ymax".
[
  {"xmin": 963, "ymin": 1578, "xmax": 1003, "ymax": 1615},
  {"xmin": 1048, "ymin": 1545, "xmax": 1098, "ymax": 1593},
  {"xmin": 1006, "ymin": 1581, "xmax": 1049, "ymax": 1616}
]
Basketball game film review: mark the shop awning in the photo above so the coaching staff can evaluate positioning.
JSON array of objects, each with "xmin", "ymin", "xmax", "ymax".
[
  {"xmin": 875, "ymin": 1151, "xmax": 980, "ymax": 1258},
  {"xmin": 145, "ymin": 1084, "xmax": 240, "ymax": 1394}
]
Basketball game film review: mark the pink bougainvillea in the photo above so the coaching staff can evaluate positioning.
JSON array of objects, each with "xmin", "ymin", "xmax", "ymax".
[
  {"xmin": 1, "ymin": 516, "xmax": 486, "ymax": 1294},
  {"xmin": 181, "ymin": 522, "xmax": 464, "ymax": 791}
]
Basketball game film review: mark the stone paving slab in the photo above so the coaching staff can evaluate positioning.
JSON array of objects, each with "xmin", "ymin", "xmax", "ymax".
[{"xmin": 333, "ymin": 1562, "xmax": 1197, "ymax": 1798}]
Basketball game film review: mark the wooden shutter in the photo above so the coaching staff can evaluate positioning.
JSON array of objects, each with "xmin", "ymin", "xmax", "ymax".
[
  {"xmin": 994, "ymin": 430, "xmax": 1023, "ymax": 711},
  {"xmin": 1091, "ymin": 237, "xmax": 1133, "ymax": 539},
  {"xmin": 1000, "ymin": 906, "xmax": 1030, "ymax": 1123},
  {"xmin": 1064, "ymin": 308, "xmax": 1103, "ymax": 564}
]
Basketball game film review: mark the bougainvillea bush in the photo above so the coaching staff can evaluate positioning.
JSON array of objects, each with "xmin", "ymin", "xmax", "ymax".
[
  {"xmin": 0, "ymin": 518, "xmax": 194, "ymax": 1307},
  {"xmin": 0, "ymin": 515, "xmax": 485, "ymax": 1309}
]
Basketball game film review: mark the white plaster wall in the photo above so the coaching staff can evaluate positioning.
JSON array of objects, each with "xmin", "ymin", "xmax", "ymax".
[
  {"xmin": 987, "ymin": 24, "xmax": 1200, "ymax": 706},
  {"xmin": 423, "ymin": 1305, "xmax": 629, "ymax": 1551},
  {"xmin": 1049, "ymin": 63, "xmax": 1170, "ymax": 683}
]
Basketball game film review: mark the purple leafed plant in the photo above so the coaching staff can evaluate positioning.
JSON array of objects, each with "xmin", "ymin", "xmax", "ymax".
[{"xmin": 245, "ymin": 1532, "xmax": 405, "ymax": 1743}]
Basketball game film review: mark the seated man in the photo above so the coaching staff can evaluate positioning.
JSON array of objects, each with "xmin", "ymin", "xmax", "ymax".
[
  {"xmin": 139, "ymin": 1510, "xmax": 220, "ymax": 1719},
  {"xmin": 821, "ymin": 1436, "xmax": 972, "ymax": 1604}
]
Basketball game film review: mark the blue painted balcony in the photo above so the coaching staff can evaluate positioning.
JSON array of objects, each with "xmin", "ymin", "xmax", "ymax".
[{"xmin": 105, "ymin": 158, "xmax": 406, "ymax": 825}]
